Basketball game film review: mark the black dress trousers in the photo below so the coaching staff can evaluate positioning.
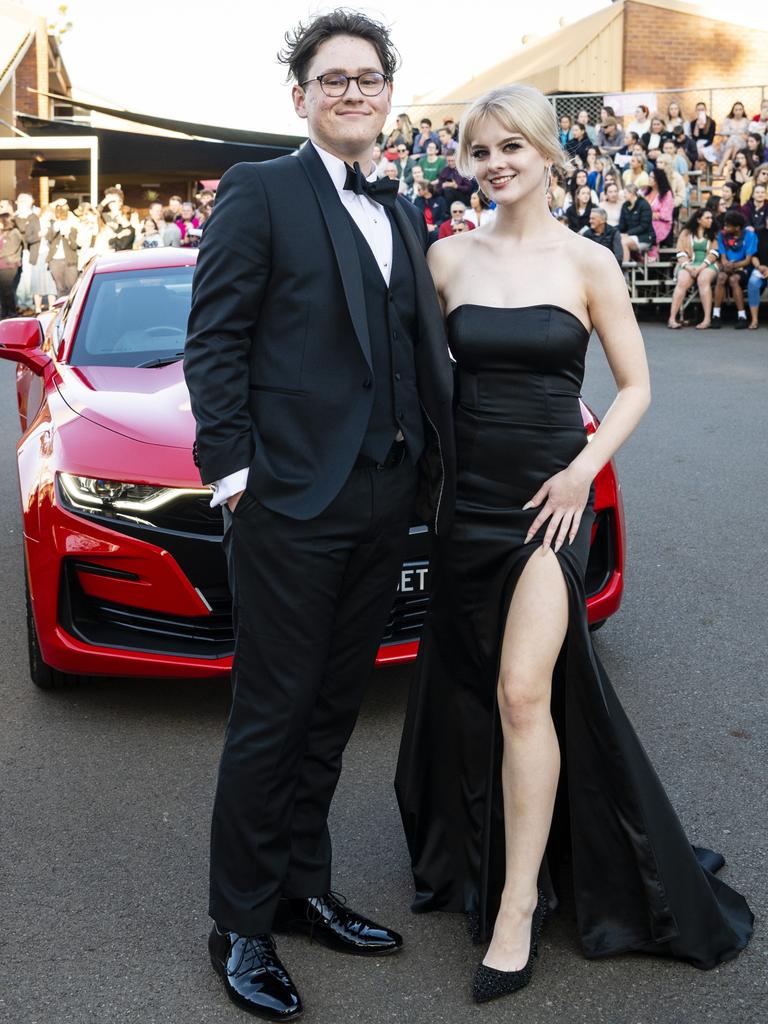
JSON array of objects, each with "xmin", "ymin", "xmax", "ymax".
[{"xmin": 210, "ymin": 455, "xmax": 417, "ymax": 935}]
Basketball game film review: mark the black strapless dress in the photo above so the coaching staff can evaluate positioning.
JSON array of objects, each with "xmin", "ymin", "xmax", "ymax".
[{"xmin": 395, "ymin": 304, "xmax": 753, "ymax": 970}]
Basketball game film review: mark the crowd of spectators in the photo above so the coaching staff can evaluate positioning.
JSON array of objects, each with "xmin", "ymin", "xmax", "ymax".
[
  {"xmin": 546, "ymin": 99, "xmax": 768, "ymax": 327},
  {"xmin": 0, "ymin": 185, "xmax": 214, "ymax": 318},
  {"xmin": 2, "ymin": 99, "xmax": 767, "ymax": 328}
]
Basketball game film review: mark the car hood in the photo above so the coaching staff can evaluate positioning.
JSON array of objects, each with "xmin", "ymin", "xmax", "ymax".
[{"xmin": 55, "ymin": 361, "xmax": 193, "ymax": 448}]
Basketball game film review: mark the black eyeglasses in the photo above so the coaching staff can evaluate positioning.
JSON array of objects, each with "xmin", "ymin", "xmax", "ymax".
[{"xmin": 299, "ymin": 71, "xmax": 389, "ymax": 97}]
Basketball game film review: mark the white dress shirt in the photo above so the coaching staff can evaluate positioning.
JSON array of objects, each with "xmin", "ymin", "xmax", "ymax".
[{"xmin": 208, "ymin": 141, "xmax": 393, "ymax": 508}]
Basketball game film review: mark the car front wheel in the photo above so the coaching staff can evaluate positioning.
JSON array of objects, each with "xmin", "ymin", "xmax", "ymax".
[{"xmin": 25, "ymin": 570, "xmax": 79, "ymax": 690}]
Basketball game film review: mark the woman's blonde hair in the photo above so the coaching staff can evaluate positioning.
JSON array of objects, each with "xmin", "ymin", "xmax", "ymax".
[{"xmin": 456, "ymin": 84, "xmax": 564, "ymax": 179}]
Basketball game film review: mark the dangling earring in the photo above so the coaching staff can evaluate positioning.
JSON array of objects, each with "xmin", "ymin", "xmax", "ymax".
[{"xmin": 544, "ymin": 165, "xmax": 552, "ymax": 193}]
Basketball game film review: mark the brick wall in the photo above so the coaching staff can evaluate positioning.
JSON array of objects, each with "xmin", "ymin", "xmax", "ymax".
[
  {"xmin": 623, "ymin": 1, "xmax": 768, "ymax": 92},
  {"xmin": 13, "ymin": 39, "xmax": 42, "ymax": 200}
]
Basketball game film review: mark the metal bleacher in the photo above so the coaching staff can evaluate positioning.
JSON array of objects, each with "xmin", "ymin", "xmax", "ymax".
[{"xmin": 624, "ymin": 167, "xmax": 712, "ymax": 312}]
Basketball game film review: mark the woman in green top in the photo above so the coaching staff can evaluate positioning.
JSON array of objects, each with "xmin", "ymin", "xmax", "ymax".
[
  {"xmin": 418, "ymin": 140, "xmax": 447, "ymax": 183},
  {"xmin": 667, "ymin": 208, "xmax": 719, "ymax": 329}
]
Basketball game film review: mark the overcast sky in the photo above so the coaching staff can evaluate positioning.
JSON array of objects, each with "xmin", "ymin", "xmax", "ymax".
[{"xmin": 17, "ymin": 0, "xmax": 765, "ymax": 135}]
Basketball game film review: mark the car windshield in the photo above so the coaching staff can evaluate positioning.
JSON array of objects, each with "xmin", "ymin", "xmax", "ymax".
[{"xmin": 69, "ymin": 266, "xmax": 194, "ymax": 367}]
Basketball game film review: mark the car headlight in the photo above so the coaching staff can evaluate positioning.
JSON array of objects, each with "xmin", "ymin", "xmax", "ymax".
[{"xmin": 58, "ymin": 472, "xmax": 210, "ymax": 519}]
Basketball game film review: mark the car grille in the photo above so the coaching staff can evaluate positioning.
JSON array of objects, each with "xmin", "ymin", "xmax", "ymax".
[{"xmin": 141, "ymin": 492, "xmax": 223, "ymax": 536}]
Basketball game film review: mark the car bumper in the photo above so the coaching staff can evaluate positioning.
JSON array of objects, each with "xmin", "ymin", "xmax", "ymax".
[{"xmin": 27, "ymin": 464, "xmax": 623, "ymax": 679}]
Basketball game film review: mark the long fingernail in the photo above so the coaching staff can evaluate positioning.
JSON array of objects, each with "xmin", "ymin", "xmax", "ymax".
[
  {"xmin": 522, "ymin": 502, "xmax": 532, "ymax": 510},
  {"xmin": 554, "ymin": 542, "xmax": 561, "ymax": 553}
]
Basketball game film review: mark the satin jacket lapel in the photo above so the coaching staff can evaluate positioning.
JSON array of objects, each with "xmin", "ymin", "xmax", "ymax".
[
  {"xmin": 391, "ymin": 201, "xmax": 444, "ymax": 340},
  {"xmin": 297, "ymin": 143, "xmax": 372, "ymax": 371},
  {"xmin": 391, "ymin": 200, "xmax": 453, "ymax": 404}
]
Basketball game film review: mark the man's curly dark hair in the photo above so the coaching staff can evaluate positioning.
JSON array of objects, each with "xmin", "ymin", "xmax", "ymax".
[{"xmin": 277, "ymin": 9, "xmax": 400, "ymax": 86}]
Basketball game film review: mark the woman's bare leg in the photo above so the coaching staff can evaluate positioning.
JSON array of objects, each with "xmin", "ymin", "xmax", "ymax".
[
  {"xmin": 697, "ymin": 275, "xmax": 713, "ymax": 326},
  {"xmin": 668, "ymin": 270, "xmax": 692, "ymax": 325},
  {"xmin": 483, "ymin": 547, "xmax": 568, "ymax": 972}
]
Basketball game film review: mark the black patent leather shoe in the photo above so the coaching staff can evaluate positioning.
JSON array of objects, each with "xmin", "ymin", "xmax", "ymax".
[
  {"xmin": 274, "ymin": 891, "xmax": 403, "ymax": 956},
  {"xmin": 472, "ymin": 890, "xmax": 548, "ymax": 1004},
  {"xmin": 209, "ymin": 926, "xmax": 303, "ymax": 1020}
]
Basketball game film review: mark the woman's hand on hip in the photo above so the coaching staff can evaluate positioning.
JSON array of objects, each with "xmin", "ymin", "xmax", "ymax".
[{"xmin": 523, "ymin": 466, "xmax": 592, "ymax": 553}]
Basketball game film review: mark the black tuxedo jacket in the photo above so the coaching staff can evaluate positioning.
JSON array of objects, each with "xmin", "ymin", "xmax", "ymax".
[{"xmin": 184, "ymin": 142, "xmax": 456, "ymax": 534}]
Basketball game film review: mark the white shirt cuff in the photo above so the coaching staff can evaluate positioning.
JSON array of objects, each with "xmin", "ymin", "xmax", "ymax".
[{"xmin": 210, "ymin": 468, "xmax": 249, "ymax": 508}]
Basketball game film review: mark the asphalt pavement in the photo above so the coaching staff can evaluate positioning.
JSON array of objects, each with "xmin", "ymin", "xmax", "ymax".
[{"xmin": 1, "ymin": 319, "xmax": 766, "ymax": 1024}]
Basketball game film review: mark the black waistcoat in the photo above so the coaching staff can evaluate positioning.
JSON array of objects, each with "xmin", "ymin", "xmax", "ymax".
[{"xmin": 346, "ymin": 210, "xmax": 425, "ymax": 464}]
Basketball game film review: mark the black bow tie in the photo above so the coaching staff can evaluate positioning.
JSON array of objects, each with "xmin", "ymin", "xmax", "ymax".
[{"xmin": 343, "ymin": 161, "xmax": 399, "ymax": 208}]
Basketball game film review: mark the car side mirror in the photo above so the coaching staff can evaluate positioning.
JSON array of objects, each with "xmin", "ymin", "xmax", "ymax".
[{"xmin": 0, "ymin": 318, "xmax": 50, "ymax": 374}]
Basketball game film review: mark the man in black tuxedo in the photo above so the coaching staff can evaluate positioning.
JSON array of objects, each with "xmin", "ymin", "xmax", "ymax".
[{"xmin": 184, "ymin": 10, "xmax": 455, "ymax": 1020}]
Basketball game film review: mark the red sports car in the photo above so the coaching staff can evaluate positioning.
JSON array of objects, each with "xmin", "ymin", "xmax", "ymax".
[{"xmin": 0, "ymin": 248, "xmax": 625, "ymax": 688}]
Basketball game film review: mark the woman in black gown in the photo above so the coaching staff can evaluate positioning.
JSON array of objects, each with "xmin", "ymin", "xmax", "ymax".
[{"xmin": 395, "ymin": 85, "xmax": 753, "ymax": 1003}]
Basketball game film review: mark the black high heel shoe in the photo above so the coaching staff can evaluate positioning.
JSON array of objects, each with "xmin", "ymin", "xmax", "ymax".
[{"xmin": 472, "ymin": 890, "xmax": 548, "ymax": 1004}]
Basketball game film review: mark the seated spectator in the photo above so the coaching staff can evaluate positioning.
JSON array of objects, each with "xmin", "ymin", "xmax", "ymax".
[
  {"xmin": 705, "ymin": 193, "xmax": 727, "ymax": 234},
  {"xmin": 393, "ymin": 143, "xmax": 416, "ymax": 184},
  {"xmin": 380, "ymin": 163, "xmax": 406, "ymax": 196},
  {"xmin": 655, "ymin": 154, "xmax": 686, "ymax": 219},
  {"xmin": 437, "ymin": 126, "xmax": 457, "ymax": 155},
  {"xmin": 564, "ymin": 169, "xmax": 599, "ymax": 210},
  {"xmin": 0, "ymin": 211, "xmax": 23, "ymax": 318},
  {"xmin": 413, "ymin": 181, "xmax": 448, "ymax": 243},
  {"xmin": 372, "ymin": 144, "xmax": 390, "ymax": 176},
  {"xmin": 739, "ymin": 162, "xmax": 768, "ymax": 204},
  {"xmin": 405, "ymin": 164, "xmax": 426, "ymax": 201},
  {"xmin": 566, "ymin": 184, "xmax": 595, "ymax": 233},
  {"xmin": 666, "ymin": 101, "xmax": 686, "ymax": 133},
  {"xmin": 558, "ymin": 114, "xmax": 572, "ymax": 147},
  {"xmin": 661, "ymin": 137, "xmax": 690, "ymax": 181},
  {"xmin": 741, "ymin": 183, "xmax": 767, "ymax": 231},
  {"xmin": 565, "ymin": 122, "xmax": 591, "ymax": 167},
  {"xmin": 436, "ymin": 152, "xmax": 473, "ymax": 206},
  {"xmin": 619, "ymin": 183, "xmax": 654, "ymax": 261},
  {"xmin": 596, "ymin": 116, "xmax": 625, "ymax": 157},
  {"xmin": 162, "ymin": 209, "xmax": 182, "ymax": 247},
  {"xmin": 438, "ymin": 201, "xmax": 476, "ymax": 239},
  {"xmin": 584, "ymin": 146, "xmax": 604, "ymax": 193},
  {"xmin": 622, "ymin": 154, "xmax": 650, "ymax": 191},
  {"xmin": 643, "ymin": 168, "xmax": 675, "ymax": 255},
  {"xmin": 743, "ymin": 133, "xmax": 765, "ymax": 173},
  {"xmin": 690, "ymin": 102, "xmax": 717, "ymax": 160},
  {"xmin": 641, "ymin": 115, "xmax": 673, "ymax": 164},
  {"xmin": 751, "ymin": 99, "xmax": 768, "ymax": 139},
  {"xmin": 726, "ymin": 151, "xmax": 753, "ymax": 192},
  {"xmin": 667, "ymin": 208, "xmax": 719, "ymax": 329},
  {"xmin": 442, "ymin": 117, "xmax": 458, "ymax": 141},
  {"xmin": 465, "ymin": 189, "xmax": 496, "ymax": 229},
  {"xmin": 599, "ymin": 105, "xmax": 616, "ymax": 125},
  {"xmin": 746, "ymin": 224, "xmax": 768, "ymax": 328},
  {"xmin": 418, "ymin": 141, "xmax": 447, "ymax": 182},
  {"xmin": 412, "ymin": 118, "xmax": 440, "ymax": 156},
  {"xmin": 614, "ymin": 132, "xmax": 640, "ymax": 169},
  {"xmin": 711, "ymin": 210, "xmax": 757, "ymax": 328},
  {"xmin": 721, "ymin": 180, "xmax": 741, "ymax": 214},
  {"xmin": 580, "ymin": 207, "xmax": 622, "ymax": 263},
  {"xmin": 597, "ymin": 155, "xmax": 618, "ymax": 188},
  {"xmin": 627, "ymin": 104, "xmax": 651, "ymax": 138},
  {"xmin": 599, "ymin": 181, "xmax": 624, "ymax": 227},
  {"xmin": 383, "ymin": 113, "xmax": 416, "ymax": 158},
  {"xmin": 547, "ymin": 167, "xmax": 567, "ymax": 211},
  {"xmin": 672, "ymin": 124, "xmax": 698, "ymax": 168},
  {"xmin": 576, "ymin": 108, "xmax": 597, "ymax": 143},
  {"xmin": 711, "ymin": 102, "xmax": 750, "ymax": 176}
]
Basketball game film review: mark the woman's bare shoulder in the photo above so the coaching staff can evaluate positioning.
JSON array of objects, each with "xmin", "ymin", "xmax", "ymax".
[{"xmin": 427, "ymin": 228, "xmax": 481, "ymax": 272}]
